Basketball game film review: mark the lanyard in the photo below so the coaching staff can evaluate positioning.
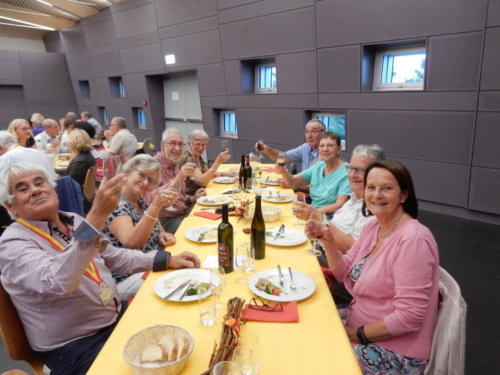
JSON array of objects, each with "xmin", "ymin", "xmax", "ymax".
[{"xmin": 16, "ymin": 218, "xmax": 102, "ymax": 285}]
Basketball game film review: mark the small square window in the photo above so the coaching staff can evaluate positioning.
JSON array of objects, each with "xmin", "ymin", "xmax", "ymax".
[
  {"xmin": 109, "ymin": 76, "xmax": 126, "ymax": 98},
  {"xmin": 133, "ymin": 107, "xmax": 147, "ymax": 129},
  {"xmin": 78, "ymin": 80, "xmax": 90, "ymax": 99},
  {"xmin": 373, "ymin": 46, "xmax": 426, "ymax": 91},
  {"xmin": 220, "ymin": 110, "xmax": 238, "ymax": 138},
  {"xmin": 98, "ymin": 106, "xmax": 109, "ymax": 125},
  {"xmin": 313, "ymin": 112, "xmax": 346, "ymax": 150},
  {"xmin": 255, "ymin": 63, "xmax": 277, "ymax": 94}
]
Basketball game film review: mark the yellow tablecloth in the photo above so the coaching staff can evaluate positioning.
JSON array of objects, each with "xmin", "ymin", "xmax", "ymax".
[{"xmin": 87, "ymin": 165, "xmax": 361, "ymax": 375}]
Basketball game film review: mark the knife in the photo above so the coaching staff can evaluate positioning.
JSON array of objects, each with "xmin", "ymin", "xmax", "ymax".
[
  {"xmin": 163, "ymin": 279, "xmax": 191, "ymax": 300},
  {"xmin": 179, "ymin": 281, "xmax": 196, "ymax": 301},
  {"xmin": 277, "ymin": 265, "xmax": 285, "ymax": 287},
  {"xmin": 273, "ymin": 224, "xmax": 285, "ymax": 240}
]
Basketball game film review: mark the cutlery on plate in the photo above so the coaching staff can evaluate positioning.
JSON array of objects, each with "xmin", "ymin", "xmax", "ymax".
[
  {"xmin": 273, "ymin": 224, "xmax": 285, "ymax": 240},
  {"xmin": 277, "ymin": 265, "xmax": 285, "ymax": 288},
  {"xmin": 179, "ymin": 281, "xmax": 197, "ymax": 301},
  {"xmin": 163, "ymin": 279, "xmax": 191, "ymax": 300},
  {"xmin": 197, "ymin": 227, "xmax": 215, "ymax": 241},
  {"xmin": 288, "ymin": 267, "xmax": 297, "ymax": 291}
]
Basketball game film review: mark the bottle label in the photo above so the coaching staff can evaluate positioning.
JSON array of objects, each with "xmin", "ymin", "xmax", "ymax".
[{"xmin": 218, "ymin": 243, "xmax": 232, "ymax": 267}]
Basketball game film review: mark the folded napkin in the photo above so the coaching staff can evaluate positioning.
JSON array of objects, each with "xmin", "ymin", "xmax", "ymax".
[
  {"xmin": 242, "ymin": 301, "xmax": 299, "ymax": 323},
  {"xmin": 262, "ymin": 167, "xmax": 277, "ymax": 172},
  {"xmin": 193, "ymin": 211, "xmax": 222, "ymax": 220}
]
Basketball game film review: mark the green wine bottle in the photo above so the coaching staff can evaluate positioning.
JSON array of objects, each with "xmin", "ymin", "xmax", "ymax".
[
  {"xmin": 217, "ymin": 203, "xmax": 234, "ymax": 273},
  {"xmin": 251, "ymin": 195, "xmax": 266, "ymax": 259}
]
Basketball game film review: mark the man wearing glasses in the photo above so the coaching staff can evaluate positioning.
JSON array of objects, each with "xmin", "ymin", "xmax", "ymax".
[
  {"xmin": 254, "ymin": 119, "xmax": 325, "ymax": 172},
  {"xmin": 144, "ymin": 128, "xmax": 205, "ymax": 233}
]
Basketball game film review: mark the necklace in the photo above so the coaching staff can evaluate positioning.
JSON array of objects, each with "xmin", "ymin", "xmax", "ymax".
[{"xmin": 377, "ymin": 212, "xmax": 405, "ymax": 241}]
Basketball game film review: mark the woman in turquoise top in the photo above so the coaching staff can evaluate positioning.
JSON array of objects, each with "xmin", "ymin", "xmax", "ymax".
[{"xmin": 277, "ymin": 132, "xmax": 351, "ymax": 215}]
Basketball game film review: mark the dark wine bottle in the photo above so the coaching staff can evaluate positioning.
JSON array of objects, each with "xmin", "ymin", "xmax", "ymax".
[
  {"xmin": 251, "ymin": 195, "xmax": 266, "ymax": 259},
  {"xmin": 244, "ymin": 154, "xmax": 252, "ymax": 190},
  {"xmin": 239, "ymin": 154, "xmax": 246, "ymax": 190},
  {"xmin": 217, "ymin": 204, "xmax": 234, "ymax": 273}
]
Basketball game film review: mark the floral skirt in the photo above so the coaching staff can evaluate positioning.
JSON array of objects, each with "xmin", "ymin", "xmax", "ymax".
[{"xmin": 339, "ymin": 307, "xmax": 427, "ymax": 375}]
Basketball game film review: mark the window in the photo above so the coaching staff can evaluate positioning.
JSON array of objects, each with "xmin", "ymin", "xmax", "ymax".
[
  {"xmin": 373, "ymin": 46, "xmax": 426, "ymax": 91},
  {"xmin": 98, "ymin": 106, "xmax": 109, "ymax": 125},
  {"xmin": 220, "ymin": 110, "xmax": 238, "ymax": 138},
  {"xmin": 109, "ymin": 76, "xmax": 125, "ymax": 98},
  {"xmin": 255, "ymin": 63, "xmax": 277, "ymax": 93},
  {"xmin": 133, "ymin": 107, "xmax": 147, "ymax": 129},
  {"xmin": 313, "ymin": 112, "xmax": 346, "ymax": 150},
  {"xmin": 78, "ymin": 80, "xmax": 90, "ymax": 99}
]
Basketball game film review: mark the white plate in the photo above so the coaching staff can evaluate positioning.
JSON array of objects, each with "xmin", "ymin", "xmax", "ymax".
[
  {"xmin": 196, "ymin": 195, "xmax": 234, "ymax": 206},
  {"xmin": 260, "ymin": 177, "xmax": 280, "ymax": 186},
  {"xmin": 261, "ymin": 193, "xmax": 294, "ymax": 203},
  {"xmin": 265, "ymin": 226, "xmax": 308, "ymax": 246},
  {"xmin": 213, "ymin": 176, "xmax": 236, "ymax": 184},
  {"xmin": 154, "ymin": 268, "xmax": 220, "ymax": 302},
  {"xmin": 184, "ymin": 225, "xmax": 218, "ymax": 243},
  {"xmin": 249, "ymin": 268, "xmax": 316, "ymax": 302}
]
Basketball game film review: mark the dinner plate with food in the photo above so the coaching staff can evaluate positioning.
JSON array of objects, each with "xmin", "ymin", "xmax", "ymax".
[
  {"xmin": 154, "ymin": 268, "xmax": 220, "ymax": 302},
  {"xmin": 260, "ymin": 177, "xmax": 280, "ymax": 186},
  {"xmin": 184, "ymin": 225, "xmax": 218, "ymax": 243},
  {"xmin": 212, "ymin": 176, "xmax": 236, "ymax": 184},
  {"xmin": 265, "ymin": 226, "xmax": 308, "ymax": 246},
  {"xmin": 261, "ymin": 193, "xmax": 294, "ymax": 203},
  {"xmin": 249, "ymin": 268, "xmax": 316, "ymax": 302},
  {"xmin": 196, "ymin": 195, "xmax": 234, "ymax": 206}
]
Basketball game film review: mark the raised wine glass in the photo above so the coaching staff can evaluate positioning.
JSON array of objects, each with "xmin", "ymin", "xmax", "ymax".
[
  {"xmin": 292, "ymin": 191, "xmax": 306, "ymax": 226},
  {"xmin": 306, "ymin": 210, "xmax": 326, "ymax": 256}
]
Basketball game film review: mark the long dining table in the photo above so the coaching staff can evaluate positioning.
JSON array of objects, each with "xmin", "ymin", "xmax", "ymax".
[{"xmin": 87, "ymin": 164, "xmax": 362, "ymax": 375}]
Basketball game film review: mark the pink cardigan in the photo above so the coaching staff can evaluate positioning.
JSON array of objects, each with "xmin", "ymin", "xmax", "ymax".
[{"xmin": 333, "ymin": 219, "xmax": 439, "ymax": 360}]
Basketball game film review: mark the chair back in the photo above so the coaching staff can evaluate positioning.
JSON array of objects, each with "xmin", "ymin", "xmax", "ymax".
[
  {"xmin": 0, "ymin": 284, "xmax": 45, "ymax": 375},
  {"xmin": 83, "ymin": 166, "xmax": 97, "ymax": 202},
  {"xmin": 424, "ymin": 267, "xmax": 467, "ymax": 375},
  {"xmin": 54, "ymin": 176, "xmax": 84, "ymax": 216}
]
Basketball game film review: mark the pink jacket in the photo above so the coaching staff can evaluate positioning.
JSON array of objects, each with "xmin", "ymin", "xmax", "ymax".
[{"xmin": 333, "ymin": 219, "xmax": 439, "ymax": 361}]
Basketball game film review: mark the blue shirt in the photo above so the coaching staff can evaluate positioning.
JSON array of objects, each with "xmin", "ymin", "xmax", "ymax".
[
  {"xmin": 300, "ymin": 161, "xmax": 351, "ymax": 208},
  {"xmin": 285, "ymin": 143, "xmax": 319, "ymax": 171}
]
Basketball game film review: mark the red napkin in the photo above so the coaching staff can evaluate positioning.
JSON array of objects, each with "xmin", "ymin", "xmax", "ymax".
[
  {"xmin": 262, "ymin": 167, "xmax": 277, "ymax": 172},
  {"xmin": 194, "ymin": 211, "xmax": 222, "ymax": 220},
  {"xmin": 242, "ymin": 301, "xmax": 299, "ymax": 323}
]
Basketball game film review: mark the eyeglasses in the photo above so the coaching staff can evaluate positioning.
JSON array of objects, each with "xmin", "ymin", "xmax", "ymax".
[
  {"xmin": 305, "ymin": 129, "xmax": 324, "ymax": 135},
  {"xmin": 346, "ymin": 166, "xmax": 365, "ymax": 175},
  {"xmin": 247, "ymin": 297, "xmax": 284, "ymax": 312},
  {"xmin": 163, "ymin": 141, "xmax": 185, "ymax": 148},
  {"xmin": 134, "ymin": 169, "xmax": 155, "ymax": 184},
  {"xmin": 190, "ymin": 142, "xmax": 208, "ymax": 148}
]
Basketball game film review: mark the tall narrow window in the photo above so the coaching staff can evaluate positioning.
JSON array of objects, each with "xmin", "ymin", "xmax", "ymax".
[
  {"xmin": 313, "ymin": 112, "xmax": 346, "ymax": 150},
  {"xmin": 78, "ymin": 80, "xmax": 90, "ymax": 99},
  {"xmin": 220, "ymin": 110, "xmax": 238, "ymax": 138},
  {"xmin": 133, "ymin": 107, "xmax": 147, "ymax": 129},
  {"xmin": 98, "ymin": 106, "xmax": 109, "ymax": 125},
  {"xmin": 109, "ymin": 77, "xmax": 126, "ymax": 98}
]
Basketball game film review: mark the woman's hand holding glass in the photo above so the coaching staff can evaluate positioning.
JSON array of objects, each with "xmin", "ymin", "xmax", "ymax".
[
  {"xmin": 305, "ymin": 210, "xmax": 328, "ymax": 256},
  {"xmin": 292, "ymin": 193, "xmax": 310, "ymax": 225}
]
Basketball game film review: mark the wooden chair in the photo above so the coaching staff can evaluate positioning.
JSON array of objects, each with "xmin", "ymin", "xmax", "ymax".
[
  {"xmin": 1, "ymin": 370, "xmax": 31, "ymax": 375},
  {"xmin": 83, "ymin": 166, "xmax": 97, "ymax": 202},
  {"xmin": 0, "ymin": 284, "xmax": 45, "ymax": 375}
]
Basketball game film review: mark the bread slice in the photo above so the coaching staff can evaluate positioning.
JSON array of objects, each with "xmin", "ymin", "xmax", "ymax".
[
  {"xmin": 140, "ymin": 343, "xmax": 167, "ymax": 363},
  {"xmin": 158, "ymin": 335, "xmax": 178, "ymax": 361},
  {"xmin": 175, "ymin": 333, "xmax": 190, "ymax": 360}
]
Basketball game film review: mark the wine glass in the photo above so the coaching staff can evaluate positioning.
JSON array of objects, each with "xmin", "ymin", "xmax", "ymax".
[
  {"xmin": 185, "ymin": 155, "xmax": 197, "ymax": 182},
  {"xmin": 235, "ymin": 243, "xmax": 255, "ymax": 284},
  {"xmin": 103, "ymin": 154, "xmax": 122, "ymax": 180},
  {"xmin": 293, "ymin": 192, "xmax": 306, "ymax": 226},
  {"xmin": 233, "ymin": 347, "xmax": 259, "ymax": 375},
  {"xmin": 210, "ymin": 265, "xmax": 226, "ymax": 310},
  {"xmin": 220, "ymin": 139, "xmax": 231, "ymax": 154},
  {"xmin": 211, "ymin": 361, "xmax": 241, "ymax": 375},
  {"xmin": 306, "ymin": 210, "xmax": 326, "ymax": 256},
  {"xmin": 164, "ymin": 179, "xmax": 180, "ymax": 212}
]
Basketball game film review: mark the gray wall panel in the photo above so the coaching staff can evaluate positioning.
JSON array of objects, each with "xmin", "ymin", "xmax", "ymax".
[
  {"xmin": 472, "ymin": 112, "xmax": 500, "ymax": 168},
  {"xmin": 469, "ymin": 167, "xmax": 500, "ymax": 214},
  {"xmin": 89, "ymin": 51, "xmax": 123, "ymax": 77},
  {"xmin": 276, "ymin": 51, "xmax": 317, "ymax": 94},
  {"xmin": 67, "ymin": 59, "xmax": 92, "ymax": 80},
  {"xmin": 88, "ymin": 44, "xmax": 118, "ymax": 57},
  {"xmin": 81, "ymin": 7, "xmax": 112, "ymax": 26},
  {"xmin": 318, "ymin": 45, "xmax": 360, "ymax": 92},
  {"xmin": 0, "ymin": 60, "xmax": 22, "ymax": 83},
  {"xmin": 154, "ymin": 0, "xmax": 217, "ymax": 29},
  {"xmin": 218, "ymin": 0, "xmax": 313, "ymax": 24},
  {"xmin": 427, "ymin": 32, "xmax": 482, "ymax": 91},
  {"xmin": 158, "ymin": 17, "xmax": 218, "ymax": 40},
  {"xmin": 23, "ymin": 81, "xmax": 76, "ymax": 106},
  {"xmin": 0, "ymin": 106, "xmax": 27, "ymax": 128},
  {"xmin": 217, "ymin": 0, "xmax": 260, "ymax": 9},
  {"xmin": 0, "ymin": 50, "xmax": 19, "ymax": 60},
  {"xmin": 83, "ymin": 19, "xmax": 116, "ymax": 48},
  {"xmin": 198, "ymin": 64, "xmax": 227, "ymax": 96},
  {"xmin": 487, "ymin": 0, "xmax": 500, "ymax": 27},
  {"xmin": 226, "ymin": 93, "xmax": 318, "ymax": 108},
  {"xmin": 200, "ymin": 96, "xmax": 228, "ymax": 108},
  {"xmin": 60, "ymin": 26, "xmax": 87, "ymax": 52},
  {"xmin": 220, "ymin": 8, "xmax": 315, "ymax": 59},
  {"xmin": 117, "ymin": 33, "xmax": 160, "ymax": 49},
  {"xmin": 113, "ymin": 3, "xmax": 157, "ymax": 39},
  {"xmin": 223, "ymin": 60, "xmax": 242, "ymax": 95},
  {"xmin": 122, "ymin": 73, "xmax": 149, "ymax": 98},
  {"xmin": 111, "ymin": 0, "xmax": 153, "ymax": 13},
  {"xmin": 478, "ymin": 91, "xmax": 500, "ymax": 111},
  {"xmin": 160, "ymin": 30, "xmax": 222, "ymax": 67},
  {"xmin": 21, "ymin": 58, "xmax": 69, "ymax": 82},
  {"xmin": 480, "ymin": 27, "xmax": 500, "ymax": 90},
  {"xmin": 348, "ymin": 110, "xmax": 474, "ymax": 163},
  {"xmin": 319, "ymin": 92, "xmax": 477, "ymax": 111},
  {"xmin": 120, "ymin": 43, "xmax": 163, "ymax": 73},
  {"xmin": 316, "ymin": 0, "xmax": 488, "ymax": 47}
]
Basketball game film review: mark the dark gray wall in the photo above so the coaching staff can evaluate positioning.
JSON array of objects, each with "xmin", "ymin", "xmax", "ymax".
[
  {"xmin": 36, "ymin": 0, "xmax": 499, "ymax": 223},
  {"xmin": 0, "ymin": 50, "xmax": 77, "ymax": 127}
]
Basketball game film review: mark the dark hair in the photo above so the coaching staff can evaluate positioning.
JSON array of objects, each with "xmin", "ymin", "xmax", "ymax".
[
  {"xmin": 362, "ymin": 160, "xmax": 418, "ymax": 218},
  {"xmin": 320, "ymin": 131, "xmax": 341, "ymax": 146},
  {"xmin": 75, "ymin": 121, "xmax": 95, "ymax": 139}
]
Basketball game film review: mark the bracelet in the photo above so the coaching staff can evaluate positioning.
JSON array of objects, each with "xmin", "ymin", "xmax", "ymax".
[
  {"xmin": 143, "ymin": 210, "xmax": 158, "ymax": 222},
  {"xmin": 356, "ymin": 326, "xmax": 371, "ymax": 345}
]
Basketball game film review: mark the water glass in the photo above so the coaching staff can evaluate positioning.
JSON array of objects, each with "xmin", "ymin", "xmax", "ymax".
[
  {"xmin": 211, "ymin": 361, "xmax": 241, "ymax": 375},
  {"xmin": 233, "ymin": 347, "xmax": 259, "ymax": 375},
  {"xmin": 235, "ymin": 243, "xmax": 255, "ymax": 284},
  {"xmin": 198, "ymin": 297, "xmax": 216, "ymax": 327},
  {"xmin": 293, "ymin": 192, "xmax": 306, "ymax": 226},
  {"xmin": 210, "ymin": 266, "xmax": 226, "ymax": 310},
  {"xmin": 102, "ymin": 155, "xmax": 122, "ymax": 180}
]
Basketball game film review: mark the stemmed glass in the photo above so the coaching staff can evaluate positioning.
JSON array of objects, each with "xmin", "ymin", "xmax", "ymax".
[
  {"xmin": 103, "ymin": 154, "xmax": 122, "ymax": 180},
  {"xmin": 210, "ymin": 265, "xmax": 226, "ymax": 310},
  {"xmin": 235, "ymin": 243, "xmax": 255, "ymax": 284},
  {"xmin": 306, "ymin": 210, "xmax": 326, "ymax": 256},
  {"xmin": 164, "ymin": 179, "xmax": 180, "ymax": 212},
  {"xmin": 220, "ymin": 139, "xmax": 231, "ymax": 154},
  {"xmin": 184, "ymin": 155, "xmax": 197, "ymax": 182},
  {"xmin": 233, "ymin": 347, "xmax": 259, "ymax": 375},
  {"xmin": 292, "ymin": 192, "xmax": 306, "ymax": 226}
]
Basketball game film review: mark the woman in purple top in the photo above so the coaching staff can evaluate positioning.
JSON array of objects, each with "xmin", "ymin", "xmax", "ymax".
[{"xmin": 307, "ymin": 160, "xmax": 439, "ymax": 374}]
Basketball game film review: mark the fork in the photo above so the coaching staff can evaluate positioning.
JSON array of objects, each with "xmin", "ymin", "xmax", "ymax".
[
  {"xmin": 179, "ymin": 281, "xmax": 197, "ymax": 301},
  {"xmin": 277, "ymin": 265, "xmax": 285, "ymax": 288},
  {"xmin": 288, "ymin": 267, "xmax": 297, "ymax": 291}
]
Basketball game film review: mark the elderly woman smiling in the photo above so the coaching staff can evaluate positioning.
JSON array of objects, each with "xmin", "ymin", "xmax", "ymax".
[
  {"xmin": 103, "ymin": 154, "xmax": 179, "ymax": 299},
  {"xmin": 307, "ymin": 160, "xmax": 439, "ymax": 374}
]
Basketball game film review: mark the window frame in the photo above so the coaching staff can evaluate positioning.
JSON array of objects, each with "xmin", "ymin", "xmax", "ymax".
[
  {"xmin": 254, "ymin": 62, "xmax": 277, "ymax": 94},
  {"xmin": 312, "ymin": 111, "xmax": 346, "ymax": 151},
  {"xmin": 372, "ymin": 45, "xmax": 426, "ymax": 91},
  {"xmin": 219, "ymin": 110, "xmax": 238, "ymax": 139}
]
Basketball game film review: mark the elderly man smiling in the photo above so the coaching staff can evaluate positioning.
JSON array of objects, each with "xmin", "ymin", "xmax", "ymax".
[
  {"xmin": 144, "ymin": 127, "xmax": 206, "ymax": 233},
  {"xmin": 0, "ymin": 162, "xmax": 200, "ymax": 375}
]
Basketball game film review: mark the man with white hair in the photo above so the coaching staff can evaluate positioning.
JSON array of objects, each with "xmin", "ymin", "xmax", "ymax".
[
  {"xmin": 0, "ymin": 163, "xmax": 200, "ymax": 375},
  {"xmin": 144, "ymin": 128, "xmax": 205, "ymax": 233},
  {"xmin": 107, "ymin": 116, "xmax": 137, "ymax": 159},
  {"xmin": 30, "ymin": 112, "xmax": 45, "ymax": 136},
  {"xmin": 34, "ymin": 118, "xmax": 61, "ymax": 153}
]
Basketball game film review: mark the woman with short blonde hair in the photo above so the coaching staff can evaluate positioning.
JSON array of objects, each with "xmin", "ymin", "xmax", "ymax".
[{"xmin": 68, "ymin": 129, "xmax": 93, "ymax": 153}]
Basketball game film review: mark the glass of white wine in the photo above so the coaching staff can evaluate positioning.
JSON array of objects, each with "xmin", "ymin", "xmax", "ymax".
[{"xmin": 306, "ymin": 210, "xmax": 326, "ymax": 256}]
